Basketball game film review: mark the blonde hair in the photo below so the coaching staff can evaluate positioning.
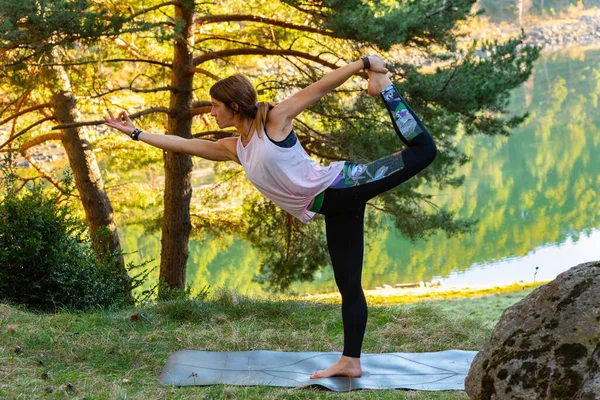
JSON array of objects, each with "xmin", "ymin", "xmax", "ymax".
[{"xmin": 209, "ymin": 73, "xmax": 274, "ymax": 137}]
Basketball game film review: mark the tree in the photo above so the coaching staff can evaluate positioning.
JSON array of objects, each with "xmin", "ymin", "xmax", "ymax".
[{"xmin": 0, "ymin": 0, "xmax": 132, "ymax": 274}]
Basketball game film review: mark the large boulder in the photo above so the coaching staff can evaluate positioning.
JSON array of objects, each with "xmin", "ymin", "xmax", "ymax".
[{"xmin": 465, "ymin": 261, "xmax": 600, "ymax": 399}]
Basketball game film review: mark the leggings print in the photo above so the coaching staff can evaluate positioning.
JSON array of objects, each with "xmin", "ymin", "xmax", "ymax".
[{"xmin": 316, "ymin": 85, "xmax": 437, "ymax": 358}]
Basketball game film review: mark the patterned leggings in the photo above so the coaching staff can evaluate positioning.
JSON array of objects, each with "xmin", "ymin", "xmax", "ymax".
[{"xmin": 316, "ymin": 85, "xmax": 437, "ymax": 358}]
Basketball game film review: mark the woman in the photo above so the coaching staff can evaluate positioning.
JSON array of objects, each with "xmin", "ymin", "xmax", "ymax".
[{"xmin": 104, "ymin": 56, "xmax": 437, "ymax": 379}]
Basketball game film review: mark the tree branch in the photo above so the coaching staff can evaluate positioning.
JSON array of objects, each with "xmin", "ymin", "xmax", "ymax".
[
  {"xmin": 20, "ymin": 151, "xmax": 72, "ymax": 196},
  {"xmin": 51, "ymin": 107, "xmax": 170, "ymax": 130},
  {"xmin": 127, "ymin": 1, "xmax": 181, "ymax": 20},
  {"xmin": 193, "ymin": 48, "xmax": 340, "ymax": 69},
  {"xmin": 20, "ymin": 133, "xmax": 63, "ymax": 153},
  {"xmin": 365, "ymin": 202, "xmax": 414, "ymax": 218},
  {"xmin": 0, "ymin": 103, "xmax": 52, "ymax": 127},
  {"xmin": 89, "ymin": 86, "xmax": 174, "ymax": 98},
  {"xmin": 1, "ymin": 176, "xmax": 39, "ymax": 202},
  {"xmin": 194, "ymin": 14, "xmax": 331, "ymax": 36},
  {"xmin": 190, "ymin": 100, "xmax": 212, "ymax": 116},
  {"xmin": 0, "ymin": 90, "xmax": 31, "ymax": 120},
  {"xmin": 192, "ymin": 36, "xmax": 268, "ymax": 53},
  {"xmin": 188, "ymin": 67, "xmax": 220, "ymax": 81},
  {"xmin": 30, "ymin": 58, "xmax": 173, "ymax": 69},
  {"xmin": 440, "ymin": 62, "xmax": 460, "ymax": 93},
  {"xmin": 191, "ymin": 106, "xmax": 211, "ymax": 116},
  {"xmin": 293, "ymin": 118, "xmax": 329, "ymax": 139},
  {"xmin": 113, "ymin": 38, "xmax": 144, "ymax": 58},
  {"xmin": 192, "ymin": 100, "xmax": 212, "ymax": 108},
  {"xmin": 0, "ymin": 117, "xmax": 56, "ymax": 149},
  {"xmin": 100, "ymin": 58, "xmax": 172, "ymax": 68}
]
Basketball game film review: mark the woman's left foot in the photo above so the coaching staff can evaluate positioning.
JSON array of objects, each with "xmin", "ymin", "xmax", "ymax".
[{"xmin": 310, "ymin": 355, "xmax": 362, "ymax": 379}]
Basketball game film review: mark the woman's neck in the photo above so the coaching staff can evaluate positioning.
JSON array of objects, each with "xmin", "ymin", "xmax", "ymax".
[{"xmin": 237, "ymin": 118, "xmax": 254, "ymax": 140}]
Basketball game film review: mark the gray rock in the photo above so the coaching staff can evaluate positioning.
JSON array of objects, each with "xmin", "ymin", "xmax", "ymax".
[{"xmin": 465, "ymin": 261, "xmax": 600, "ymax": 400}]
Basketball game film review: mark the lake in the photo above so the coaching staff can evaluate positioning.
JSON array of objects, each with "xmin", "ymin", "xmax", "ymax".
[{"xmin": 121, "ymin": 46, "xmax": 600, "ymax": 296}]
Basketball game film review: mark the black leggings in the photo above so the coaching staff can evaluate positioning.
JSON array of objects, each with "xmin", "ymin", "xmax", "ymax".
[{"xmin": 316, "ymin": 85, "xmax": 437, "ymax": 358}]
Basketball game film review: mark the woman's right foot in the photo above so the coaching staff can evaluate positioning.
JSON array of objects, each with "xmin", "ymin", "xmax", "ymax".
[
  {"xmin": 367, "ymin": 71, "xmax": 394, "ymax": 96},
  {"xmin": 310, "ymin": 355, "xmax": 362, "ymax": 379}
]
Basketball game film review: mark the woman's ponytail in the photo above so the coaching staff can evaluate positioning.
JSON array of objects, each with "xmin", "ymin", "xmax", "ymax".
[{"xmin": 254, "ymin": 101, "xmax": 274, "ymax": 138}]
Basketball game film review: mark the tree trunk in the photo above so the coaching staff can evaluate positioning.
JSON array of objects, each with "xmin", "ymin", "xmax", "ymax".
[
  {"xmin": 51, "ymin": 90, "xmax": 126, "ymax": 276},
  {"xmin": 158, "ymin": 0, "xmax": 195, "ymax": 292}
]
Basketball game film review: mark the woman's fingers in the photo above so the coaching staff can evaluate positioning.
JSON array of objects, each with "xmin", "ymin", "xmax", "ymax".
[
  {"xmin": 362, "ymin": 55, "xmax": 390, "ymax": 80},
  {"xmin": 373, "ymin": 66, "xmax": 389, "ymax": 74},
  {"xmin": 104, "ymin": 111, "xmax": 128, "ymax": 125},
  {"xmin": 118, "ymin": 111, "xmax": 134, "ymax": 128},
  {"xmin": 103, "ymin": 110, "xmax": 135, "ymax": 136},
  {"xmin": 367, "ymin": 56, "xmax": 388, "ymax": 73}
]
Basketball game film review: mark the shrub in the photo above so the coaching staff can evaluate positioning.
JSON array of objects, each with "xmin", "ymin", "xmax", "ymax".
[{"xmin": 0, "ymin": 179, "xmax": 135, "ymax": 312}]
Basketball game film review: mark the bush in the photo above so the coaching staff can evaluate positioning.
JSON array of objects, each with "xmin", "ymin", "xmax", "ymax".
[{"xmin": 0, "ymin": 180, "xmax": 134, "ymax": 312}]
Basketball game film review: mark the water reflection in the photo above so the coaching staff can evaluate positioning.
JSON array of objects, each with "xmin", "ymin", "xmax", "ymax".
[
  {"xmin": 438, "ymin": 228, "xmax": 600, "ymax": 286},
  {"xmin": 122, "ymin": 47, "xmax": 600, "ymax": 295}
]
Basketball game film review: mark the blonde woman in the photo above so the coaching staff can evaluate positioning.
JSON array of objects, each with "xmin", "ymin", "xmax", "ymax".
[{"xmin": 104, "ymin": 56, "xmax": 437, "ymax": 378}]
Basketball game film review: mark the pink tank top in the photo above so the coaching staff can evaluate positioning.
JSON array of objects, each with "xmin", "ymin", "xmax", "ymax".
[{"xmin": 236, "ymin": 129, "xmax": 344, "ymax": 223}]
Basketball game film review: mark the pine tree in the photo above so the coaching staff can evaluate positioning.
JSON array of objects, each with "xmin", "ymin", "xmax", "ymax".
[{"xmin": 0, "ymin": 0, "xmax": 130, "ymax": 275}]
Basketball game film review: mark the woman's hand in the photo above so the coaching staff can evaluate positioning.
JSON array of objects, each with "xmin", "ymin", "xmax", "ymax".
[
  {"xmin": 103, "ymin": 111, "xmax": 135, "ymax": 136},
  {"xmin": 365, "ymin": 55, "xmax": 388, "ymax": 74}
]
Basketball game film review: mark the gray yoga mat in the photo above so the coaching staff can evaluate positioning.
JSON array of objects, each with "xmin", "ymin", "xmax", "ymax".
[{"xmin": 159, "ymin": 349, "xmax": 478, "ymax": 391}]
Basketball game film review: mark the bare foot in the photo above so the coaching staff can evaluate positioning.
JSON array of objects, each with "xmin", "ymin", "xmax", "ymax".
[
  {"xmin": 367, "ymin": 70, "xmax": 394, "ymax": 96},
  {"xmin": 310, "ymin": 356, "xmax": 362, "ymax": 379}
]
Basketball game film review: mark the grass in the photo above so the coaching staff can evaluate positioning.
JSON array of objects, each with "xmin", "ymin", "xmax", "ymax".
[{"xmin": 0, "ymin": 285, "xmax": 541, "ymax": 399}]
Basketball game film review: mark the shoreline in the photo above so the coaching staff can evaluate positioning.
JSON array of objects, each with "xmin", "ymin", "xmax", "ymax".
[
  {"xmin": 295, "ymin": 280, "xmax": 549, "ymax": 304},
  {"xmin": 466, "ymin": 8, "xmax": 600, "ymax": 51}
]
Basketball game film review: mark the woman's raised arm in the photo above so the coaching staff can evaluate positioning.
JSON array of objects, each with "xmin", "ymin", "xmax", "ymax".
[{"xmin": 268, "ymin": 56, "xmax": 388, "ymax": 129}]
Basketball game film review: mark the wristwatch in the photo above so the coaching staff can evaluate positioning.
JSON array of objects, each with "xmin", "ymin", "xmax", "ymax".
[
  {"xmin": 361, "ymin": 56, "xmax": 370, "ymax": 70},
  {"xmin": 131, "ymin": 128, "xmax": 143, "ymax": 141}
]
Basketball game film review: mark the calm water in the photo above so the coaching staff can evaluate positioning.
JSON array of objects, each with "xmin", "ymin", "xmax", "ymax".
[{"xmin": 121, "ymin": 47, "xmax": 600, "ymax": 295}]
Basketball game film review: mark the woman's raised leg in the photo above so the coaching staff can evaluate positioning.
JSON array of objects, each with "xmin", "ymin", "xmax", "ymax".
[{"xmin": 327, "ymin": 72, "xmax": 437, "ymax": 201}]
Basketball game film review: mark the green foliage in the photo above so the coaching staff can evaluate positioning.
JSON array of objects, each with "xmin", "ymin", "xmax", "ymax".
[
  {"xmin": 405, "ymin": 34, "xmax": 540, "ymax": 136},
  {"xmin": 0, "ymin": 0, "xmax": 126, "ymax": 65},
  {"xmin": 0, "ymin": 173, "xmax": 135, "ymax": 312},
  {"xmin": 244, "ymin": 201, "xmax": 331, "ymax": 290},
  {"xmin": 284, "ymin": 0, "xmax": 478, "ymax": 50}
]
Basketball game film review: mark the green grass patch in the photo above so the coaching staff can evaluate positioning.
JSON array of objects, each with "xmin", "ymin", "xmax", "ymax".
[{"xmin": 0, "ymin": 287, "xmax": 537, "ymax": 399}]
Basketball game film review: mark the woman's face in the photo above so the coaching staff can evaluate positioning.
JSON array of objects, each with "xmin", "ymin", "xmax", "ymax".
[{"xmin": 210, "ymin": 98, "xmax": 237, "ymax": 128}]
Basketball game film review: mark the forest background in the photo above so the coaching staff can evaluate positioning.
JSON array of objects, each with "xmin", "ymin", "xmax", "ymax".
[{"xmin": 1, "ymin": 0, "xmax": 596, "ymax": 300}]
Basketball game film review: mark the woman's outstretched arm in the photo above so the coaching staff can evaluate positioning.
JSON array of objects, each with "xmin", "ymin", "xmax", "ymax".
[
  {"xmin": 103, "ymin": 111, "xmax": 239, "ymax": 163},
  {"xmin": 268, "ymin": 56, "xmax": 388, "ymax": 130}
]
